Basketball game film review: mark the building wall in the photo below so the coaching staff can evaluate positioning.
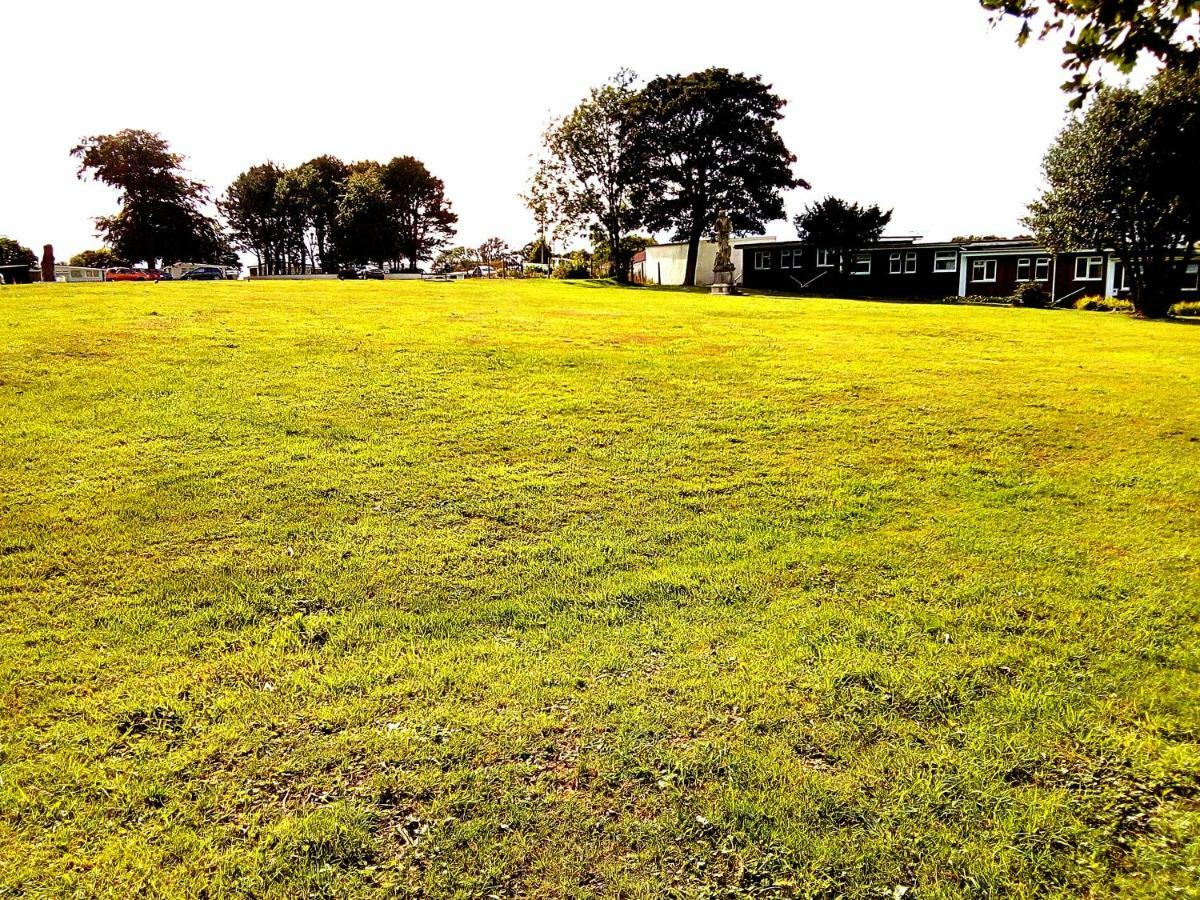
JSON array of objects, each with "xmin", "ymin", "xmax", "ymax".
[
  {"xmin": 637, "ymin": 237, "xmax": 776, "ymax": 286},
  {"xmin": 741, "ymin": 243, "xmax": 962, "ymax": 298}
]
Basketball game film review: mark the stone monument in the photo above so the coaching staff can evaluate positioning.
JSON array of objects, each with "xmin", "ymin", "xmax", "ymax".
[
  {"xmin": 710, "ymin": 210, "xmax": 735, "ymax": 295},
  {"xmin": 41, "ymin": 245, "xmax": 55, "ymax": 284}
]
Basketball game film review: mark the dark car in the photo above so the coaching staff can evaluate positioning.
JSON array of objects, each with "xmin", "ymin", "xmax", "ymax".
[
  {"xmin": 145, "ymin": 269, "xmax": 173, "ymax": 281},
  {"xmin": 180, "ymin": 266, "xmax": 225, "ymax": 281},
  {"xmin": 338, "ymin": 264, "xmax": 385, "ymax": 281}
]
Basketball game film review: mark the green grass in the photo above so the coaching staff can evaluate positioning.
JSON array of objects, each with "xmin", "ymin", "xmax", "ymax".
[{"xmin": 1, "ymin": 280, "xmax": 1198, "ymax": 898}]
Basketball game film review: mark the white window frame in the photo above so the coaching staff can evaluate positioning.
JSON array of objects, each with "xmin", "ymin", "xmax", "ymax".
[
  {"xmin": 933, "ymin": 251, "xmax": 958, "ymax": 274},
  {"xmin": 971, "ymin": 259, "xmax": 997, "ymax": 283},
  {"xmin": 852, "ymin": 254, "xmax": 871, "ymax": 276},
  {"xmin": 889, "ymin": 252, "xmax": 903, "ymax": 275},
  {"xmin": 1016, "ymin": 258, "xmax": 1031, "ymax": 282},
  {"xmin": 905, "ymin": 251, "xmax": 918, "ymax": 275},
  {"xmin": 780, "ymin": 249, "xmax": 792, "ymax": 269},
  {"xmin": 1034, "ymin": 257, "xmax": 1050, "ymax": 282},
  {"xmin": 754, "ymin": 251, "xmax": 771, "ymax": 270},
  {"xmin": 793, "ymin": 250, "xmax": 805, "ymax": 270},
  {"xmin": 1075, "ymin": 255, "xmax": 1104, "ymax": 281},
  {"xmin": 816, "ymin": 248, "xmax": 834, "ymax": 268},
  {"xmin": 1185, "ymin": 263, "xmax": 1199, "ymax": 292}
]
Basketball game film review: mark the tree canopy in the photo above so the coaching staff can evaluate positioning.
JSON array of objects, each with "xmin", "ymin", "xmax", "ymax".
[
  {"xmin": 68, "ymin": 248, "xmax": 124, "ymax": 269},
  {"xmin": 0, "ymin": 237, "xmax": 36, "ymax": 268},
  {"xmin": 794, "ymin": 197, "xmax": 893, "ymax": 283},
  {"xmin": 529, "ymin": 71, "xmax": 642, "ymax": 282},
  {"xmin": 72, "ymin": 129, "xmax": 226, "ymax": 266},
  {"xmin": 981, "ymin": 0, "xmax": 1200, "ymax": 103},
  {"xmin": 380, "ymin": 156, "xmax": 458, "ymax": 272},
  {"xmin": 629, "ymin": 67, "xmax": 805, "ymax": 286},
  {"xmin": 1026, "ymin": 69, "xmax": 1200, "ymax": 317}
]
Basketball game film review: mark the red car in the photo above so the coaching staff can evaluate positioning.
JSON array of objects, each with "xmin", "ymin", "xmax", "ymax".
[{"xmin": 104, "ymin": 267, "xmax": 155, "ymax": 282}]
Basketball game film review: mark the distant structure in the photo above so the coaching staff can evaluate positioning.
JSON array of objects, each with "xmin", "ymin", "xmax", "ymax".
[{"xmin": 40, "ymin": 245, "xmax": 54, "ymax": 284}]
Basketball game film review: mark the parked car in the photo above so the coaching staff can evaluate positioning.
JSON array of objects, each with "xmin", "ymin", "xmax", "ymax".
[
  {"xmin": 179, "ymin": 265, "xmax": 226, "ymax": 281},
  {"xmin": 145, "ymin": 269, "xmax": 173, "ymax": 281},
  {"xmin": 338, "ymin": 264, "xmax": 385, "ymax": 280},
  {"xmin": 104, "ymin": 267, "xmax": 154, "ymax": 282}
]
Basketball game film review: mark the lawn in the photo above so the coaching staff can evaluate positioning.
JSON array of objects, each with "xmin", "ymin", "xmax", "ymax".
[{"xmin": 1, "ymin": 279, "xmax": 1198, "ymax": 898}]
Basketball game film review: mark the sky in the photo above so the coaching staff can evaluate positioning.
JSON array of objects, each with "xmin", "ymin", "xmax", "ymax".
[{"xmin": 0, "ymin": 0, "xmax": 1085, "ymax": 260}]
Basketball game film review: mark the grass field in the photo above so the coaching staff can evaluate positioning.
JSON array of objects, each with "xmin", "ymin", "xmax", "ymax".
[{"xmin": 1, "ymin": 280, "xmax": 1198, "ymax": 898}]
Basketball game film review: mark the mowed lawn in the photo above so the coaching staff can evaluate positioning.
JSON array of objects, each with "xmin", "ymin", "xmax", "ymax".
[{"xmin": 1, "ymin": 280, "xmax": 1198, "ymax": 899}]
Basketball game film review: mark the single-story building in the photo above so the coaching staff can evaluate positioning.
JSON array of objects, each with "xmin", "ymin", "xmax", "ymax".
[
  {"xmin": 0, "ymin": 265, "xmax": 33, "ymax": 284},
  {"xmin": 633, "ymin": 236, "xmax": 777, "ymax": 287},
  {"xmin": 738, "ymin": 237, "xmax": 1200, "ymax": 303}
]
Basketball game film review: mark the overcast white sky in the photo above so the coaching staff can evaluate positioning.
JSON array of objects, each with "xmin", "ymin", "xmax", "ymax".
[{"xmin": 1, "ymin": 0, "xmax": 1084, "ymax": 259}]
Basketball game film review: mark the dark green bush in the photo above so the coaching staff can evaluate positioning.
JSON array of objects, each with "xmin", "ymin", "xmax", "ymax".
[{"xmin": 1012, "ymin": 281, "xmax": 1049, "ymax": 308}]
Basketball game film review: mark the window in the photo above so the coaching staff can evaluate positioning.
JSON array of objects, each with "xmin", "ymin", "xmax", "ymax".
[
  {"xmin": 853, "ymin": 254, "xmax": 872, "ymax": 276},
  {"xmin": 1035, "ymin": 257, "xmax": 1051, "ymax": 282},
  {"xmin": 1185, "ymin": 263, "xmax": 1199, "ymax": 292},
  {"xmin": 781, "ymin": 249, "xmax": 791, "ymax": 269},
  {"xmin": 1075, "ymin": 256, "xmax": 1104, "ymax": 281},
  {"xmin": 1016, "ymin": 258, "xmax": 1031, "ymax": 281},
  {"xmin": 816, "ymin": 248, "xmax": 833, "ymax": 268},
  {"xmin": 905, "ymin": 252, "xmax": 918, "ymax": 274},
  {"xmin": 933, "ymin": 251, "xmax": 958, "ymax": 274},
  {"xmin": 793, "ymin": 250, "xmax": 805, "ymax": 270},
  {"xmin": 889, "ymin": 252, "xmax": 903, "ymax": 275},
  {"xmin": 754, "ymin": 251, "xmax": 771, "ymax": 270},
  {"xmin": 971, "ymin": 259, "xmax": 997, "ymax": 282}
]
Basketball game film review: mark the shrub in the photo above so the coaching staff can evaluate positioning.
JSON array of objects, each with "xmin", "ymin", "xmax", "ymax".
[
  {"xmin": 1012, "ymin": 281, "xmax": 1049, "ymax": 308},
  {"xmin": 1074, "ymin": 295, "xmax": 1133, "ymax": 312},
  {"xmin": 1171, "ymin": 300, "xmax": 1200, "ymax": 317},
  {"xmin": 553, "ymin": 251, "xmax": 592, "ymax": 280}
]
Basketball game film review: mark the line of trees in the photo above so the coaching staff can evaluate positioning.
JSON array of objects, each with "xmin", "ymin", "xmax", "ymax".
[
  {"xmin": 67, "ymin": 130, "xmax": 457, "ymax": 274},
  {"xmin": 222, "ymin": 156, "xmax": 457, "ymax": 274},
  {"xmin": 527, "ymin": 67, "xmax": 807, "ymax": 286}
]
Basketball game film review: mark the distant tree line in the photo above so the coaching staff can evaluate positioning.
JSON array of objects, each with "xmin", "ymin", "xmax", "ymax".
[
  {"xmin": 222, "ymin": 156, "xmax": 457, "ymax": 274},
  {"xmin": 66, "ymin": 130, "xmax": 457, "ymax": 275}
]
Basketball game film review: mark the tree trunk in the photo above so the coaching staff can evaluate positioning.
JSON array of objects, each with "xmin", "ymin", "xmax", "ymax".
[{"xmin": 683, "ymin": 214, "xmax": 705, "ymax": 287}]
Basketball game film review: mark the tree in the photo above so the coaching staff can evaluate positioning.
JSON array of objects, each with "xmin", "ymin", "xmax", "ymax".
[
  {"xmin": 379, "ymin": 156, "xmax": 457, "ymax": 272},
  {"xmin": 629, "ymin": 68, "xmax": 806, "ymax": 287},
  {"xmin": 1025, "ymin": 70, "xmax": 1200, "ymax": 318},
  {"xmin": 981, "ymin": 0, "xmax": 1200, "ymax": 105},
  {"xmin": 222, "ymin": 163, "xmax": 292, "ymax": 274},
  {"xmin": 523, "ymin": 236, "xmax": 553, "ymax": 265},
  {"xmin": 291, "ymin": 155, "xmax": 349, "ymax": 272},
  {"xmin": 794, "ymin": 196, "xmax": 893, "ymax": 282},
  {"xmin": 72, "ymin": 129, "xmax": 226, "ymax": 265},
  {"xmin": 477, "ymin": 237, "xmax": 510, "ymax": 272},
  {"xmin": 68, "ymin": 248, "xmax": 124, "ymax": 269},
  {"xmin": 433, "ymin": 246, "xmax": 480, "ymax": 274},
  {"xmin": 531, "ymin": 70, "xmax": 642, "ymax": 283},
  {"xmin": 332, "ymin": 166, "xmax": 397, "ymax": 266},
  {"xmin": 0, "ymin": 237, "xmax": 36, "ymax": 267}
]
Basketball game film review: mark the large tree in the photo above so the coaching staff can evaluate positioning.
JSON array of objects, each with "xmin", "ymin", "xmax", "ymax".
[
  {"xmin": 981, "ymin": 0, "xmax": 1200, "ymax": 104},
  {"xmin": 379, "ymin": 156, "xmax": 457, "ymax": 272},
  {"xmin": 290, "ymin": 155, "xmax": 349, "ymax": 273},
  {"xmin": 794, "ymin": 196, "xmax": 893, "ymax": 284},
  {"xmin": 332, "ymin": 166, "xmax": 397, "ymax": 266},
  {"xmin": 0, "ymin": 237, "xmax": 36, "ymax": 267},
  {"xmin": 72, "ymin": 129, "xmax": 226, "ymax": 266},
  {"xmin": 1025, "ymin": 70, "xmax": 1200, "ymax": 318},
  {"xmin": 530, "ymin": 70, "xmax": 642, "ymax": 283},
  {"xmin": 628, "ymin": 68, "xmax": 806, "ymax": 286},
  {"xmin": 221, "ymin": 163, "xmax": 293, "ymax": 274}
]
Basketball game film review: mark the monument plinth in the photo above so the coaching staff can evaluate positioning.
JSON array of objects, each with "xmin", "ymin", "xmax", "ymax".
[{"xmin": 710, "ymin": 210, "xmax": 736, "ymax": 296}]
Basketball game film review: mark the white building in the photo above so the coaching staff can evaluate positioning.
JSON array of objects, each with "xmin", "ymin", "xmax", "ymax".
[{"xmin": 631, "ymin": 236, "xmax": 778, "ymax": 287}]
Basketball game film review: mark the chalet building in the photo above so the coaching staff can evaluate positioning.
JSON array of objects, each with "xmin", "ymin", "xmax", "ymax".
[{"xmin": 738, "ymin": 237, "xmax": 1200, "ymax": 303}]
